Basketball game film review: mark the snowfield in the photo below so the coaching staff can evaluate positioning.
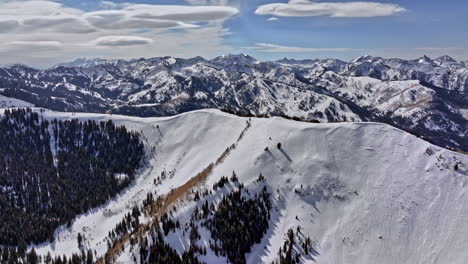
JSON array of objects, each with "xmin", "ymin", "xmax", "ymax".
[
  {"xmin": 9, "ymin": 107, "xmax": 467, "ymax": 264},
  {"xmin": 0, "ymin": 94, "xmax": 34, "ymax": 108}
]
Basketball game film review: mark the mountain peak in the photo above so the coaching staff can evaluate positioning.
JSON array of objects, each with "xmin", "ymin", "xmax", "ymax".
[
  {"xmin": 213, "ymin": 54, "xmax": 257, "ymax": 64},
  {"xmin": 417, "ymin": 55, "xmax": 433, "ymax": 64},
  {"xmin": 436, "ymin": 55, "xmax": 456, "ymax": 62},
  {"xmin": 352, "ymin": 55, "xmax": 379, "ymax": 63},
  {"xmin": 55, "ymin": 58, "xmax": 110, "ymax": 68},
  {"xmin": 5, "ymin": 63, "xmax": 37, "ymax": 71}
]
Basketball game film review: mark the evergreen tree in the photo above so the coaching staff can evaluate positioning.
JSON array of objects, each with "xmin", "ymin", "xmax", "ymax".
[
  {"xmin": 27, "ymin": 248, "xmax": 38, "ymax": 264},
  {"xmin": 0, "ymin": 109, "xmax": 145, "ymax": 246},
  {"xmin": 77, "ymin": 233, "xmax": 83, "ymax": 249}
]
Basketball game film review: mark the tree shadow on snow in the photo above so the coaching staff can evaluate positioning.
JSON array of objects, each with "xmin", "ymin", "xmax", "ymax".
[
  {"xmin": 296, "ymin": 230, "xmax": 320, "ymax": 262},
  {"xmin": 157, "ymin": 126, "xmax": 164, "ymax": 138},
  {"xmin": 279, "ymin": 149, "xmax": 292, "ymax": 163},
  {"xmin": 246, "ymin": 189, "xmax": 286, "ymax": 263},
  {"xmin": 246, "ymin": 186, "xmax": 320, "ymax": 263}
]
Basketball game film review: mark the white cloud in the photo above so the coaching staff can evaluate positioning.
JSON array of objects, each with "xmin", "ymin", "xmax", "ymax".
[
  {"xmin": 92, "ymin": 36, "xmax": 153, "ymax": 46},
  {"xmin": 85, "ymin": 11, "xmax": 197, "ymax": 30},
  {"xmin": 0, "ymin": 19, "xmax": 19, "ymax": 33},
  {"xmin": 127, "ymin": 5, "xmax": 238, "ymax": 22},
  {"xmin": 8, "ymin": 40, "xmax": 62, "ymax": 48},
  {"xmin": 0, "ymin": 0, "xmax": 238, "ymax": 34},
  {"xmin": 255, "ymin": 0, "xmax": 406, "ymax": 18},
  {"xmin": 185, "ymin": 0, "xmax": 231, "ymax": 6},
  {"xmin": 267, "ymin": 17, "xmax": 279, "ymax": 21},
  {"xmin": 0, "ymin": 0, "xmax": 239, "ymax": 67},
  {"xmin": 22, "ymin": 16, "xmax": 95, "ymax": 34},
  {"xmin": 0, "ymin": 1, "xmax": 238, "ymax": 33},
  {"xmin": 248, "ymin": 43, "xmax": 356, "ymax": 53},
  {"xmin": 1, "ymin": 41, "xmax": 63, "ymax": 56},
  {"xmin": 84, "ymin": 5, "xmax": 238, "ymax": 30},
  {"xmin": 0, "ymin": 1, "xmax": 92, "ymax": 34},
  {"xmin": 0, "ymin": 1, "xmax": 82, "ymax": 17}
]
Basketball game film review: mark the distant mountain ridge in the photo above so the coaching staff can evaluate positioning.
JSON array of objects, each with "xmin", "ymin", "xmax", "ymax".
[{"xmin": 0, "ymin": 54, "xmax": 466, "ymax": 151}]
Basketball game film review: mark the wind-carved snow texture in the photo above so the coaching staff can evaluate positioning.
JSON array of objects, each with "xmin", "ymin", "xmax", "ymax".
[
  {"xmin": 0, "ymin": 54, "xmax": 466, "ymax": 151},
  {"xmin": 1, "ymin": 107, "xmax": 461, "ymax": 264},
  {"xmin": 295, "ymin": 176, "xmax": 353, "ymax": 209}
]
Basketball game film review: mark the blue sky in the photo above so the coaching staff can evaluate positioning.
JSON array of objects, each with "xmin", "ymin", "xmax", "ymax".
[
  {"xmin": 0, "ymin": 0, "xmax": 467, "ymax": 67},
  {"xmin": 232, "ymin": 0, "xmax": 468, "ymax": 60}
]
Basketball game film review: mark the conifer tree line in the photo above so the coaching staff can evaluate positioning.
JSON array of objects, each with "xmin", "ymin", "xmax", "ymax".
[
  {"xmin": 202, "ymin": 174, "xmax": 272, "ymax": 264},
  {"xmin": 0, "ymin": 108, "xmax": 145, "ymax": 246},
  {"xmin": 134, "ymin": 173, "xmax": 272, "ymax": 264},
  {"xmin": 0, "ymin": 246, "xmax": 95, "ymax": 264},
  {"xmin": 146, "ymin": 174, "xmax": 270, "ymax": 264},
  {"xmin": 270, "ymin": 227, "xmax": 315, "ymax": 264}
]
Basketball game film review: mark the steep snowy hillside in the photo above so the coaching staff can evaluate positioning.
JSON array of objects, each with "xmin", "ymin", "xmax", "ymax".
[
  {"xmin": 0, "ymin": 55, "xmax": 466, "ymax": 152},
  {"xmin": 18, "ymin": 108, "xmax": 467, "ymax": 264}
]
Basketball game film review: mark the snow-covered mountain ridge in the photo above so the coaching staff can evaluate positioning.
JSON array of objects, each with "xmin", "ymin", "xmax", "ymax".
[
  {"xmin": 11, "ymin": 108, "xmax": 464, "ymax": 264},
  {"xmin": 0, "ymin": 54, "xmax": 466, "ymax": 151}
]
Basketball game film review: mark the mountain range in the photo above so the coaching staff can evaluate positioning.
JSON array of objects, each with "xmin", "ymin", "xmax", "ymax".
[{"xmin": 0, "ymin": 54, "xmax": 466, "ymax": 152}]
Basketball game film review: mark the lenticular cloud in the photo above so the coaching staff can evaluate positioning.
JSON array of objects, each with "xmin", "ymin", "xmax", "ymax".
[{"xmin": 255, "ymin": 0, "xmax": 406, "ymax": 18}]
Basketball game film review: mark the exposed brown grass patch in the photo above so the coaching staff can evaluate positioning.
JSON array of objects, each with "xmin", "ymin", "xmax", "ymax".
[
  {"xmin": 215, "ymin": 144, "xmax": 235, "ymax": 166},
  {"xmin": 237, "ymin": 121, "xmax": 251, "ymax": 142}
]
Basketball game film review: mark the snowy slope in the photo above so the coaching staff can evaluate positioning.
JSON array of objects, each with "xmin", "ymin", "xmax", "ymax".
[
  {"xmin": 29, "ymin": 109, "xmax": 247, "ymax": 259},
  {"xmin": 207, "ymin": 115, "xmax": 468, "ymax": 264},
  {"xmin": 0, "ymin": 94, "xmax": 33, "ymax": 108},
  {"xmin": 19, "ymin": 108, "xmax": 467, "ymax": 264}
]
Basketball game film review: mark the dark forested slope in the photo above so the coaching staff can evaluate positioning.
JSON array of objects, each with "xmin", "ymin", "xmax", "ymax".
[{"xmin": 0, "ymin": 108, "xmax": 144, "ymax": 246}]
